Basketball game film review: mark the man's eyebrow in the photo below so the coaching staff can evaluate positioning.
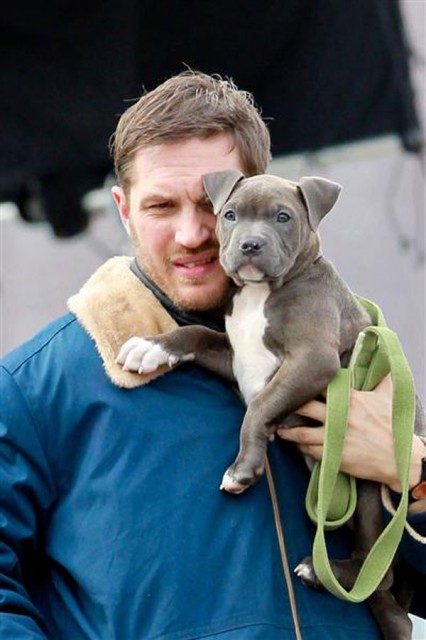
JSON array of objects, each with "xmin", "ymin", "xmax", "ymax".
[
  {"xmin": 138, "ymin": 193, "xmax": 174, "ymax": 207},
  {"xmin": 137, "ymin": 192, "xmax": 212, "ymax": 209}
]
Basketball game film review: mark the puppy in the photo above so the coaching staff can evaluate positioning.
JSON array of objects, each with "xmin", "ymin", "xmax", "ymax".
[{"xmin": 117, "ymin": 170, "xmax": 425, "ymax": 639}]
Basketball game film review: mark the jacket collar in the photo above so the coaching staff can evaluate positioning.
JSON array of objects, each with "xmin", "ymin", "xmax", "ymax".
[{"xmin": 67, "ymin": 257, "xmax": 178, "ymax": 388}]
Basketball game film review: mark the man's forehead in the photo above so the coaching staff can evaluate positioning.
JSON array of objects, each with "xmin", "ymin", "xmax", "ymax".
[{"xmin": 130, "ymin": 135, "xmax": 242, "ymax": 176}]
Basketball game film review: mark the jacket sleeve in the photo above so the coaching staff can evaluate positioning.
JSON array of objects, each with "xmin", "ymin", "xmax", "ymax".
[{"xmin": 0, "ymin": 365, "xmax": 57, "ymax": 638}]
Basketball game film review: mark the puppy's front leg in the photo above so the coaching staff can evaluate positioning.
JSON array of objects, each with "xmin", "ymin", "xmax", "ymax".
[
  {"xmin": 117, "ymin": 326, "xmax": 235, "ymax": 382},
  {"xmin": 221, "ymin": 348, "xmax": 340, "ymax": 493}
]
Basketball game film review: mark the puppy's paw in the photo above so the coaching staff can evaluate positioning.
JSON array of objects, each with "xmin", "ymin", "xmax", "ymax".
[
  {"xmin": 219, "ymin": 461, "xmax": 264, "ymax": 494},
  {"xmin": 116, "ymin": 336, "xmax": 179, "ymax": 374},
  {"xmin": 219, "ymin": 469, "xmax": 248, "ymax": 494},
  {"xmin": 294, "ymin": 557, "xmax": 321, "ymax": 589}
]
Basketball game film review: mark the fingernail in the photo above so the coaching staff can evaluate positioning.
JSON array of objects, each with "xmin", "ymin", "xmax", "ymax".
[{"xmin": 277, "ymin": 429, "xmax": 289, "ymax": 438}]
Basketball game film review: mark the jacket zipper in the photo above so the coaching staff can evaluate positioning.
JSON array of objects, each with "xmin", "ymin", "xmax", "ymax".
[{"xmin": 265, "ymin": 457, "xmax": 303, "ymax": 640}]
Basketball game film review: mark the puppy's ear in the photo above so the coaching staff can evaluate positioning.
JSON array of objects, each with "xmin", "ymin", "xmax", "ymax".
[
  {"xmin": 203, "ymin": 170, "xmax": 245, "ymax": 214},
  {"xmin": 298, "ymin": 176, "xmax": 342, "ymax": 230}
]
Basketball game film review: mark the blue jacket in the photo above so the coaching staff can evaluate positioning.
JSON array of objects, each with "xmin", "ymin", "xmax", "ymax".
[{"xmin": 1, "ymin": 258, "xmax": 425, "ymax": 639}]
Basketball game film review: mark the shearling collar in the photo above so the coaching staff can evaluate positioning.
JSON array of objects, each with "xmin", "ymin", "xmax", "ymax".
[{"xmin": 67, "ymin": 257, "xmax": 178, "ymax": 388}]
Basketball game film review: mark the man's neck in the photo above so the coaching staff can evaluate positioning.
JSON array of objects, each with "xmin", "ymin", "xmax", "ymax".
[{"xmin": 129, "ymin": 259, "xmax": 225, "ymax": 332}]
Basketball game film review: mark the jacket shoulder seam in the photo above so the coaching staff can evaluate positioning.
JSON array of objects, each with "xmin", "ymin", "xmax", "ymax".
[{"xmin": 3, "ymin": 315, "xmax": 78, "ymax": 375}]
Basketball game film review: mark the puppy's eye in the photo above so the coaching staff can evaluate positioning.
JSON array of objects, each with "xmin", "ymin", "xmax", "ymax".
[
  {"xmin": 276, "ymin": 211, "xmax": 291, "ymax": 223},
  {"xmin": 224, "ymin": 209, "xmax": 236, "ymax": 222}
]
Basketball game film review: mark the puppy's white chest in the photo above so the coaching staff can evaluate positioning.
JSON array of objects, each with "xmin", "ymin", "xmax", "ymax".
[{"xmin": 226, "ymin": 284, "xmax": 280, "ymax": 403}]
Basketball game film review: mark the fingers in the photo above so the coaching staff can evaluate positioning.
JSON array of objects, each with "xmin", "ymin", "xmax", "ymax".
[
  {"xmin": 277, "ymin": 425, "xmax": 325, "ymax": 446},
  {"xmin": 374, "ymin": 372, "xmax": 393, "ymax": 393},
  {"xmin": 292, "ymin": 399, "xmax": 327, "ymax": 423},
  {"xmin": 277, "ymin": 400, "xmax": 326, "ymax": 449},
  {"xmin": 277, "ymin": 374, "xmax": 395, "ymax": 478},
  {"xmin": 299, "ymin": 444, "xmax": 323, "ymax": 461},
  {"xmin": 277, "ymin": 424, "xmax": 325, "ymax": 461},
  {"xmin": 281, "ymin": 373, "xmax": 392, "ymax": 435}
]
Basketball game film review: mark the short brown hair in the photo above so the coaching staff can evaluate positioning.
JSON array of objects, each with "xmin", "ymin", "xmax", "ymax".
[{"xmin": 110, "ymin": 70, "xmax": 271, "ymax": 193}]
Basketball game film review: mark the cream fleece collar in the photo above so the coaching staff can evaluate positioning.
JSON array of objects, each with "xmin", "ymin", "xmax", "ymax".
[{"xmin": 67, "ymin": 257, "xmax": 178, "ymax": 388}]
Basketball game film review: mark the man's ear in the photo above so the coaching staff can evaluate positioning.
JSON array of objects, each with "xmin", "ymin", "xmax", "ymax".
[
  {"xmin": 202, "ymin": 170, "xmax": 245, "ymax": 214},
  {"xmin": 111, "ymin": 186, "xmax": 131, "ymax": 235},
  {"xmin": 298, "ymin": 176, "xmax": 342, "ymax": 231}
]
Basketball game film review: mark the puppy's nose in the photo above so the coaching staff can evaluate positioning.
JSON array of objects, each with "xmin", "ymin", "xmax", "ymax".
[{"xmin": 240, "ymin": 236, "xmax": 266, "ymax": 256}]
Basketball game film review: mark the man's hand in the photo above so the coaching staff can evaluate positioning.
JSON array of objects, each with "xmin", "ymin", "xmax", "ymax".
[{"xmin": 277, "ymin": 375, "xmax": 426, "ymax": 493}]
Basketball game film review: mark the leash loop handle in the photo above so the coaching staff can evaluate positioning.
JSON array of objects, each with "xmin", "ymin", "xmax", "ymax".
[{"xmin": 308, "ymin": 300, "xmax": 416, "ymax": 602}]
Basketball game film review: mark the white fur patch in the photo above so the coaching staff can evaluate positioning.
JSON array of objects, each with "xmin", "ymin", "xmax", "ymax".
[
  {"xmin": 237, "ymin": 264, "xmax": 264, "ymax": 282},
  {"xmin": 219, "ymin": 470, "xmax": 247, "ymax": 494},
  {"xmin": 294, "ymin": 561, "xmax": 316, "ymax": 582},
  {"xmin": 226, "ymin": 283, "xmax": 281, "ymax": 403},
  {"xmin": 116, "ymin": 336, "xmax": 193, "ymax": 374}
]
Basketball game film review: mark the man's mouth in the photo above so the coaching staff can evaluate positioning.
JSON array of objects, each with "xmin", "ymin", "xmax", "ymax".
[
  {"xmin": 175, "ymin": 256, "xmax": 216, "ymax": 268},
  {"xmin": 173, "ymin": 252, "xmax": 219, "ymax": 278}
]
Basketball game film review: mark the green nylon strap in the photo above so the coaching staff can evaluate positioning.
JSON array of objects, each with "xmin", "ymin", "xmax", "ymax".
[
  {"xmin": 305, "ymin": 297, "xmax": 416, "ymax": 602},
  {"xmin": 305, "ymin": 371, "xmax": 356, "ymax": 529}
]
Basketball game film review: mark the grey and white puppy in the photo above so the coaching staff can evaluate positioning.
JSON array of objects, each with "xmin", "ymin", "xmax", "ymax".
[{"xmin": 117, "ymin": 170, "xmax": 424, "ymax": 640}]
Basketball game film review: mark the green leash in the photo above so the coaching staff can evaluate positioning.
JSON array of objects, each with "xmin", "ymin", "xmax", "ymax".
[{"xmin": 305, "ymin": 297, "xmax": 416, "ymax": 602}]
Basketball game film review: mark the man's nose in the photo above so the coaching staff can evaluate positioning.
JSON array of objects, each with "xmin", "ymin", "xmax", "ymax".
[{"xmin": 174, "ymin": 207, "xmax": 213, "ymax": 248}]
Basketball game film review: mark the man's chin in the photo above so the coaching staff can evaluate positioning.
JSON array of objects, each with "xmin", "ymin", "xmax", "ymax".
[
  {"xmin": 168, "ymin": 280, "xmax": 230, "ymax": 312},
  {"xmin": 136, "ymin": 256, "xmax": 230, "ymax": 312}
]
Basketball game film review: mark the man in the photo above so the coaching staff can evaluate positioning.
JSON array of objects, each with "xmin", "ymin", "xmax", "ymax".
[{"xmin": 0, "ymin": 71, "xmax": 425, "ymax": 639}]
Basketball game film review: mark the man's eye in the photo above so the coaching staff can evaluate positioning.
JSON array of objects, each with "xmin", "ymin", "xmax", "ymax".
[
  {"xmin": 153, "ymin": 202, "xmax": 172, "ymax": 210},
  {"xmin": 276, "ymin": 211, "xmax": 291, "ymax": 223},
  {"xmin": 224, "ymin": 209, "xmax": 236, "ymax": 222}
]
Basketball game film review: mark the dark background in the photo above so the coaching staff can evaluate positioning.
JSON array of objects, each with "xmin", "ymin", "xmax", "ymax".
[{"xmin": 0, "ymin": 0, "xmax": 422, "ymax": 237}]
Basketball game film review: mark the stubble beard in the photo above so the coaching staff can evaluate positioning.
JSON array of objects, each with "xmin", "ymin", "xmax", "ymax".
[{"xmin": 129, "ymin": 229, "xmax": 230, "ymax": 312}]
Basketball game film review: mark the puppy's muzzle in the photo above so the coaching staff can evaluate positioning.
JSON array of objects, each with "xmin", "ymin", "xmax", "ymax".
[{"xmin": 240, "ymin": 236, "xmax": 266, "ymax": 256}]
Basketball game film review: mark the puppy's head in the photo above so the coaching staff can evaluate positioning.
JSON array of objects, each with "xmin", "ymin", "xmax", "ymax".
[{"xmin": 203, "ymin": 170, "xmax": 342, "ymax": 287}]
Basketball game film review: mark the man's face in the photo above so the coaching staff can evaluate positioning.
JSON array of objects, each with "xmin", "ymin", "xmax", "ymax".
[{"xmin": 112, "ymin": 134, "xmax": 244, "ymax": 311}]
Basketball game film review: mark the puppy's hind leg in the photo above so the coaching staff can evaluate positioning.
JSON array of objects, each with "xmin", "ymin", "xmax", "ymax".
[
  {"xmin": 367, "ymin": 591, "xmax": 412, "ymax": 640},
  {"xmin": 296, "ymin": 481, "xmax": 413, "ymax": 639},
  {"xmin": 296, "ymin": 482, "xmax": 393, "ymax": 590}
]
